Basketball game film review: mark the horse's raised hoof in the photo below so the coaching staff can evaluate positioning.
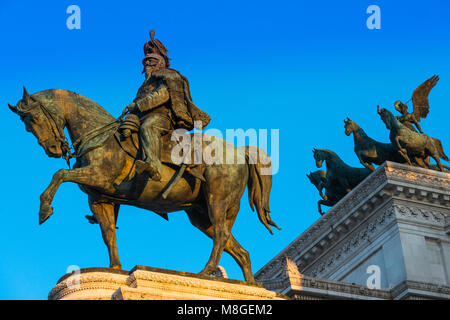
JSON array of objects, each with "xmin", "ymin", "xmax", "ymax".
[{"xmin": 39, "ymin": 204, "xmax": 54, "ymax": 225}]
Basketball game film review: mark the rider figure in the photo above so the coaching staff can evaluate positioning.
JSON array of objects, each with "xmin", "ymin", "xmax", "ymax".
[
  {"xmin": 394, "ymin": 100, "xmax": 423, "ymax": 134},
  {"xmin": 124, "ymin": 30, "xmax": 210, "ymax": 181}
]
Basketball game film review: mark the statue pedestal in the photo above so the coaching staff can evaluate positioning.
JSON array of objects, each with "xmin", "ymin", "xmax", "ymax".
[
  {"xmin": 256, "ymin": 162, "xmax": 450, "ymax": 300},
  {"xmin": 48, "ymin": 265, "xmax": 286, "ymax": 300}
]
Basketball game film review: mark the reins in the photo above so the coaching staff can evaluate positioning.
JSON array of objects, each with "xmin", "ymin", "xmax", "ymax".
[{"xmin": 21, "ymin": 98, "xmax": 127, "ymax": 169}]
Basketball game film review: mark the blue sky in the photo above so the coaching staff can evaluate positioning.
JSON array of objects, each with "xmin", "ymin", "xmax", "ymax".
[{"xmin": 1, "ymin": 0, "xmax": 449, "ymax": 299}]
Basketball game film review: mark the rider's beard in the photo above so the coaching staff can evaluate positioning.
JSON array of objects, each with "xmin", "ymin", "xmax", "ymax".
[
  {"xmin": 145, "ymin": 66, "xmax": 156, "ymax": 79},
  {"xmin": 145, "ymin": 66, "xmax": 153, "ymax": 80}
]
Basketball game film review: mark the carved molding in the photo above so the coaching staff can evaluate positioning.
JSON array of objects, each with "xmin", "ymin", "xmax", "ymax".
[
  {"xmin": 49, "ymin": 268, "xmax": 286, "ymax": 300},
  {"xmin": 391, "ymin": 280, "xmax": 450, "ymax": 299},
  {"xmin": 395, "ymin": 204, "xmax": 447, "ymax": 225},
  {"xmin": 261, "ymin": 272, "xmax": 391, "ymax": 300},
  {"xmin": 306, "ymin": 205, "xmax": 396, "ymax": 278},
  {"xmin": 128, "ymin": 270, "xmax": 278, "ymax": 298},
  {"xmin": 48, "ymin": 272, "xmax": 128, "ymax": 300}
]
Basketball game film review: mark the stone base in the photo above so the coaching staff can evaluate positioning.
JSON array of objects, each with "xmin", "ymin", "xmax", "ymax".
[{"xmin": 48, "ymin": 266, "xmax": 287, "ymax": 300}]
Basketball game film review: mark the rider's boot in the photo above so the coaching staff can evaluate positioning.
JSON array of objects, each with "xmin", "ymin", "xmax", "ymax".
[{"xmin": 136, "ymin": 113, "xmax": 171, "ymax": 182}]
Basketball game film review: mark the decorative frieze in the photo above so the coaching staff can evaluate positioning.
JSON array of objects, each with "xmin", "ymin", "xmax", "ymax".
[{"xmin": 49, "ymin": 266, "xmax": 287, "ymax": 300}]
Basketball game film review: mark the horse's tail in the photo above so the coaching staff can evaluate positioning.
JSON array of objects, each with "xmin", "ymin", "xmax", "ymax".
[
  {"xmin": 242, "ymin": 146, "xmax": 281, "ymax": 235},
  {"xmin": 433, "ymin": 138, "xmax": 449, "ymax": 162}
]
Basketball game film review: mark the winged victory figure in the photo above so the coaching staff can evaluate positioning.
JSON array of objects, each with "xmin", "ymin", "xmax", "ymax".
[{"xmin": 393, "ymin": 74, "xmax": 439, "ymax": 133}]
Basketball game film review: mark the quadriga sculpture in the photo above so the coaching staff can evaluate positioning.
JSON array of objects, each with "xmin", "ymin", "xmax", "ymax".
[{"xmin": 377, "ymin": 106, "xmax": 448, "ymax": 172}]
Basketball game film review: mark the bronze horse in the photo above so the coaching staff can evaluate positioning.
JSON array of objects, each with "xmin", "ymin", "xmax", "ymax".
[
  {"xmin": 377, "ymin": 106, "xmax": 448, "ymax": 172},
  {"xmin": 306, "ymin": 170, "xmax": 347, "ymax": 215},
  {"xmin": 344, "ymin": 117, "xmax": 405, "ymax": 171},
  {"xmin": 313, "ymin": 148, "xmax": 371, "ymax": 197},
  {"xmin": 8, "ymin": 87, "xmax": 280, "ymax": 283}
]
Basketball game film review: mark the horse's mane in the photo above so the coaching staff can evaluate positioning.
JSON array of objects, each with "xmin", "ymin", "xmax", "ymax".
[
  {"xmin": 381, "ymin": 108, "xmax": 406, "ymax": 130},
  {"xmin": 352, "ymin": 122, "xmax": 367, "ymax": 136},
  {"xmin": 317, "ymin": 149, "xmax": 346, "ymax": 165},
  {"xmin": 34, "ymin": 89, "xmax": 115, "ymax": 124}
]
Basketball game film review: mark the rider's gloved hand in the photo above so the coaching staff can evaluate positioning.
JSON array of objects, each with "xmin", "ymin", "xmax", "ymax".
[{"xmin": 122, "ymin": 103, "xmax": 137, "ymax": 116}]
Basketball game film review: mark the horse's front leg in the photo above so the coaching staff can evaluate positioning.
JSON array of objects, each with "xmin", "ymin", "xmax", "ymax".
[
  {"xmin": 358, "ymin": 154, "xmax": 375, "ymax": 171},
  {"xmin": 394, "ymin": 137, "xmax": 412, "ymax": 165},
  {"xmin": 39, "ymin": 166, "xmax": 112, "ymax": 224},
  {"xmin": 317, "ymin": 182, "xmax": 326, "ymax": 200},
  {"xmin": 89, "ymin": 199, "xmax": 122, "ymax": 269},
  {"xmin": 318, "ymin": 200, "xmax": 324, "ymax": 215}
]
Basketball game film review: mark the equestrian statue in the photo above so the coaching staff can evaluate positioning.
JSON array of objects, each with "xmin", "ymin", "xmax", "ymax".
[{"xmin": 7, "ymin": 30, "xmax": 280, "ymax": 283}]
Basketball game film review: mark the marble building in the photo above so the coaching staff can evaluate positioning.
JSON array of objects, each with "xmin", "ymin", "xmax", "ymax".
[{"xmin": 255, "ymin": 162, "xmax": 450, "ymax": 300}]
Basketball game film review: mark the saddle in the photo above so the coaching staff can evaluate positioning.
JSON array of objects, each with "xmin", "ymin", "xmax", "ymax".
[{"xmin": 115, "ymin": 114, "xmax": 205, "ymax": 182}]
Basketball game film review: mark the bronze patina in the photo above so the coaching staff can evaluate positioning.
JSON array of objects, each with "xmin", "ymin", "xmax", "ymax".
[
  {"xmin": 394, "ymin": 75, "xmax": 439, "ymax": 134},
  {"xmin": 377, "ymin": 106, "xmax": 448, "ymax": 171},
  {"xmin": 310, "ymin": 148, "xmax": 372, "ymax": 214},
  {"xmin": 123, "ymin": 30, "xmax": 211, "ymax": 181},
  {"xmin": 308, "ymin": 75, "xmax": 449, "ymax": 215},
  {"xmin": 306, "ymin": 170, "xmax": 347, "ymax": 215},
  {"xmin": 344, "ymin": 117, "xmax": 406, "ymax": 171},
  {"xmin": 8, "ymin": 30, "xmax": 280, "ymax": 283}
]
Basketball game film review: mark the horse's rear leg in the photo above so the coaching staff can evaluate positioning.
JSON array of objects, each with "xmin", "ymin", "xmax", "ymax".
[
  {"xmin": 414, "ymin": 157, "xmax": 428, "ymax": 169},
  {"xmin": 430, "ymin": 148, "xmax": 446, "ymax": 172},
  {"xmin": 225, "ymin": 235, "xmax": 254, "ymax": 283},
  {"xmin": 186, "ymin": 204, "xmax": 254, "ymax": 283},
  {"xmin": 199, "ymin": 197, "xmax": 230, "ymax": 276},
  {"xmin": 223, "ymin": 203, "xmax": 254, "ymax": 282},
  {"xmin": 89, "ymin": 199, "xmax": 122, "ymax": 269}
]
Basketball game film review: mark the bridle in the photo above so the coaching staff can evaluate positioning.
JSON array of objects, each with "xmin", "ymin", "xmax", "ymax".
[
  {"xmin": 15, "ymin": 94, "xmax": 126, "ymax": 168},
  {"xmin": 17, "ymin": 98, "xmax": 73, "ymax": 167}
]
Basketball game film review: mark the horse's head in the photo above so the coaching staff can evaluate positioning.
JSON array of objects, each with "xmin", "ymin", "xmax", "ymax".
[
  {"xmin": 9, "ymin": 87, "xmax": 66, "ymax": 158},
  {"xmin": 377, "ymin": 105, "xmax": 393, "ymax": 130},
  {"xmin": 306, "ymin": 170, "xmax": 325, "ymax": 192},
  {"xmin": 312, "ymin": 148, "xmax": 326, "ymax": 168},
  {"xmin": 344, "ymin": 117, "xmax": 358, "ymax": 136}
]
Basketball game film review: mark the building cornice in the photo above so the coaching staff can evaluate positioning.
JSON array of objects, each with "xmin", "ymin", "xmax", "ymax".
[{"xmin": 255, "ymin": 162, "xmax": 450, "ymax": 282}]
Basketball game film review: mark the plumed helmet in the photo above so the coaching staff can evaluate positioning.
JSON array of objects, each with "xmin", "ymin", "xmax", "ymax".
[{"xmin": 143, "ymin": 30, "xmax": 170, "ymax": 67}]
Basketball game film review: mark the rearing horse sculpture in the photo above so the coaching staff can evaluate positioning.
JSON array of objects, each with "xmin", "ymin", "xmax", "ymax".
[
  {"xmin": 8, "ymin": 87, "xmax": 280, "ymax": 283},
  {"xmin": 306, "ymin": 170, "xmax": 347, "ymax": 215},
  {"xmin": 377, "ymin": 106, "xmax": 448, "ymax": 172},
  {"xmin": 312, "ymin": 148, "xmax": 371, "ymax": 201}
]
